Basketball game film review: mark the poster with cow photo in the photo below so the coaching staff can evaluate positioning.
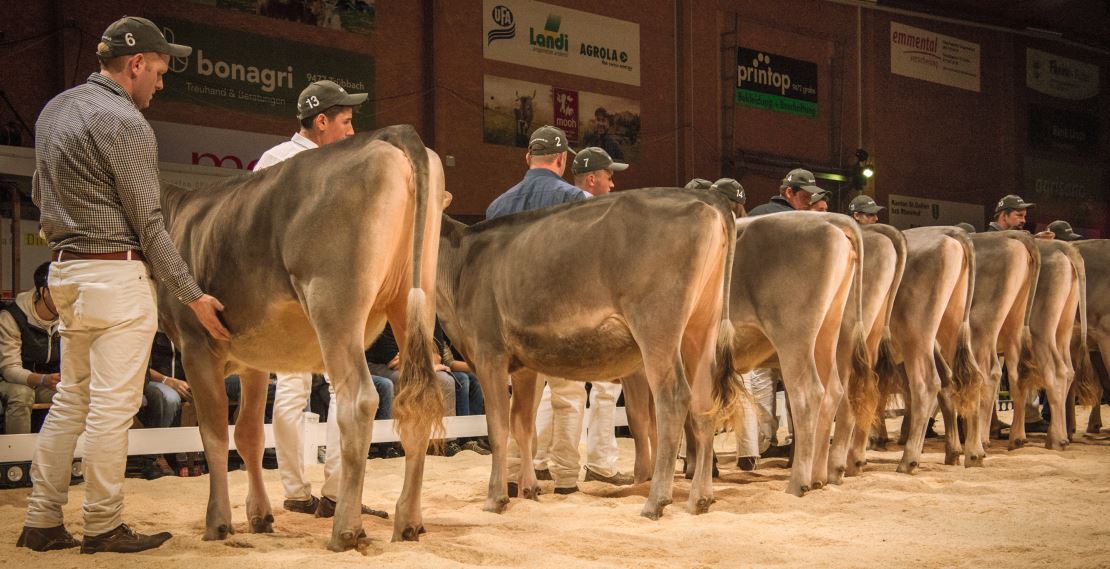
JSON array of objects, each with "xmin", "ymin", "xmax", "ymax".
[
  {"xmin": 483, "ymin": 75, "xmax": 640, "ymax": 162},
  {"xmin": 483, "ymin": 75, "xmax": 554, "ymax": 148}
]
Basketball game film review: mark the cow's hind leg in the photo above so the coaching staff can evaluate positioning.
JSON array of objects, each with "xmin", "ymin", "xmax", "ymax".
[
  {"xmin": 937, "ymin": 391, "xmax": 962, "ymax": 466},
  {"xmin": 509, "ymin": 369, "xmax": 542, "ymax": 500},
  {"xmin": 621, "ymin": 369, "xmax": 656, "ymax": 484},
  {"xmin": 474, "ymin": 356, "xmax": 511, "ymax": 513},
  {"xmin": 642, "ymin": 359, "xmax": 690, "ymax": 520},
  {"xmin": 898, "ymin": 350, "xmax": 940, "ymax": 474},
  {"xmin": 182, "ymin": 349, "xmax": 234, "ymax": 541},
  {"xmin": 779, "ymin": 354, "xmax": 824, "ymax": 496},
  {"xmin": 233, "ymin": 368, "xmax": 275, "ymax": 533}
]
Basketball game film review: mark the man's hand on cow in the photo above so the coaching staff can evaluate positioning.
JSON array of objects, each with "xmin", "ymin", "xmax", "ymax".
[
  {"xmin": 434, "ymin": 363, "xmax": 451, "ymax": 373},
  {"xmin": 189, "ymin": 294, "xmax": 232, "ymax": 341},
  {"xmin": 1033, "ymin": 230, "xmax": 1055, "ymax": 240},
  {"xmin": 41, "ymin": 372, "xmax": 61, "ymax": 390},
  {"xmin": 388, "ymin": 354, "xmax": 401, "ymax": 370}
]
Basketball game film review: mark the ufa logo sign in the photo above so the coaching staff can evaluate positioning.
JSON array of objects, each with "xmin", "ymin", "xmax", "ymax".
[{"xmin": 487, "ymin": 5, "xmax": 516, "ymax": 45}]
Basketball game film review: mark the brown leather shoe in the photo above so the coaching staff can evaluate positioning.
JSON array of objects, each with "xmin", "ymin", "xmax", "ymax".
[
  {"xmin": 315, "ymin": 496, "xmax": 389, "ymax": 519},
  {"xmin": 283, "ymin": 495, "xmax": 320, "ymax": 514},
  {"xmin": 16, "ymin": 525, "xmax": 79, "ymax": 551},
  {"xmin": 583, "ymin": 467, "xmax": 634, "ymax": 486},
  {"xmin": 80, "ymin": 523, "xmax": 172, "ymax": 554}
]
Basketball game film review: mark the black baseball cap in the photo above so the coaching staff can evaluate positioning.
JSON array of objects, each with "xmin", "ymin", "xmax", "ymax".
[
  {"xmin": 849, "ymin": 195, "xmax": 883, "ymax": 214},
  {"xmin": 527, "ymin": 125, "xmax": 576, "ymax": 156},
  {"xmin": 781, "ymin": 168, "xmax": 824, "ymax": 195},
  {"xmin": 98, "ymin": 16, "xmax": 191, "ymax": 59},
  {"xmin": 296, "ymin": 80, "xmax": 368, "ymax": 120},
  {"xmin": 711, "ymin": 178, "xmax": 746, "ymax": 205},
  {"xmin": 572, "ymin": 147, "xmax": 628, "ymax": 175},
  {"xmin": 994, "ymin": 194, "xmax": 1035, "ymax": 215},
  {"xmin": 684, "ymin": 178, "xmax": 712, "ymax": 190},
  {"xmin": 1047, "ymin": 220, "xmax": 1083, "ymax": 241}
]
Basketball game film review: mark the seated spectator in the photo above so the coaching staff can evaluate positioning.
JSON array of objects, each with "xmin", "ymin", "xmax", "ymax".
[
  {"xmin": 0, "ymin": 262, "xmax": 60, "ymax": 434},
  {"xmin": 138, "ymin": 332, "xmax": 191, "ymax": 429},
  {"xmin": 436, "ymin": 320, "xmax": 490, "ymax": 455},
  {"xmin": 366, "ymin": 323, "xmax": 457, "ymax": 454}
]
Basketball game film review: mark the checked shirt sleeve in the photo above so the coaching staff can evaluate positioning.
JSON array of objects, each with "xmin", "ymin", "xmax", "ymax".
[{"xmin": 106, "ymin": 119, "xmax": 204, "ymax": 305}]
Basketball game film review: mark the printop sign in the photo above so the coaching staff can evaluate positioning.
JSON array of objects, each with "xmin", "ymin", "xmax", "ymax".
[
  {"xmin": 156, "ymin": 18, "xmax": 375, "ymax": 129},
  {"xmin": 483, "ymin": 0, "xmax": 640, "ymax": 86},
  {"xmin": 735, "ymin": 48, "xmax": 818, "ymax": 118},
  {"xmin": 890, "ymin": 22, "xmax": 980, "ymax": 92},
  {"xmin": 1027, "ymin": 48, "xmax": 1100, "ymax": 101}
]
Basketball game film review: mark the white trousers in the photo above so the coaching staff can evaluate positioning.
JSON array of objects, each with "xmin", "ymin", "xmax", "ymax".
[
  {"xmin": 272, "ymin": 372, "xmax": 343, "ymax": 501},
  {"xmin": 26, "ymin": 259, "xmax": 157, "ymax": 535},
  {"xmin": 512, "ymin": 377, "xmax": 623, "ymax": 487},
  {"xmin": 736, "ymin": 370, "xmax": 777, "ymax": 458}
]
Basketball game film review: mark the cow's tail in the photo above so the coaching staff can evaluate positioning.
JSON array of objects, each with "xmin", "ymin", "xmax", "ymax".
[
  {"xmin": 872, "ymin": 226, "xmax": 907, "ymax": 409},
  {"xmin": 947, "ymin": 229, "xmax": 984, "ymax": 415},
  {"xmin": 389, "ymin": 126, "xmax": 445, "ymax": 445},
  {"xmin": 710, "ymin": 203, "xmax": 743, "ymax": 418},
  {"xmin": 1016, "ymin": 233, "xmax": 1042, "ymax": 389},
  {"xmin": 1062, "ymin": 244, "xmax": 1097, "ymax": 404}
]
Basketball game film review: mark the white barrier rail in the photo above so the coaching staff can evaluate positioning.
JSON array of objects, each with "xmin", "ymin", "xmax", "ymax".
[{"xmin": 0, "ymin": 409, "xmax": 630, "ymax": 464}]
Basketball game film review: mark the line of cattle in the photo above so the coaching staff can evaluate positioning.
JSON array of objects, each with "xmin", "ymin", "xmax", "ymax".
[{"xmin": 154, "ymin": 127, "xmax": 1108, "ymax": 550}]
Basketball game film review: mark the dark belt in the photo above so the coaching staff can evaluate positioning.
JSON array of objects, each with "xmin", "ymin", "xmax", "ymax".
[{"xmin": 55, "ymin": 250, "xmax": 145, "ymax": 262}]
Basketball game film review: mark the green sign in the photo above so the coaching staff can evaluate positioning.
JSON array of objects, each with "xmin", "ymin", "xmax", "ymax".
[
  {"xmin": 736, "ymin": 90, "xmax": 817, "ymax": 118},
  {"xmin": 736, "ymin": 47, "xmax": 818, "ymax": 118},
  {"xmin": 157, "ymin": 18, "xmax": 375, "ymax": 130}
]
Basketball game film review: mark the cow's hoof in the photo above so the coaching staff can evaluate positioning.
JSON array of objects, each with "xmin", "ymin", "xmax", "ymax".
[
  {"xmin": 249, "ymin": 514, "xmax": 274, "ymax": 534},
  {"xmin": 828, "ymin": 466, "xmax": 845, "ymax": 485},
  {"xmin": 965, "ymin": 454, "xmax": 985, "ymax": 468},
  {"xmin": 1045, "ymin": 439, "xmax": 1066, "ymax": 451},
  {"xmin": 202, "ymin": 523, "xmax": 232, "ymax": 541},
  {"xmin": 521, "ymin": 485, "xmax": 542, "ymax": 501},
  {"xmin": 640, "ymin": 499, "xmax": 671, "ymax": 520},
  {"xmin": 810, "ymin": 480, "xmax": 824, "ymax": 491},
  {"xmin": 329, "ymin": 528, "xmax": 362, "ymax": 551},
  {"xmin": 1009, "ymin": 438, "xmax": 1026, "ymax": 450},
  {"xmin": 944, "ymin": 451, "xmax": 961, "ymax": 466},
  {"xmin": 692, "ymin": 496, "xmax": 714, "ymax": 515},
  {"xmin": 896, "ymin": 461, "xmax": 918, "ymax": 475},
  {"xmin": 483, "ymin": 495, "xmax": 510, "ymax": 514}
]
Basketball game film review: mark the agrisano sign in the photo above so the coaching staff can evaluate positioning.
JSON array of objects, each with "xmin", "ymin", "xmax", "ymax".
[
  {"xmin": 890, "ymin": 22, "xmax": 980, "ymax": 92},
  {"xmin": 156, "ymin": 18, "xmax": 375, "ymax": 129},
  {"xmin": 735, "ymin": 48, "xmax": 818, "ymax": 118},
  {"xmin": 483, "ymin": 0, "xmax": 640, "ymax": 86}
]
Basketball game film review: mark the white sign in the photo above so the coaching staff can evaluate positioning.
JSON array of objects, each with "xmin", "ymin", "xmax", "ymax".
[
  {"xmin": 1026, "ymin": 48, "xmax": 1100, "ymax": 100},
  {"xmin": 887, "ymin": 194, "xmax": 984, "ymax": 230},
  {"xmin": 483, "ymin": 0, "xmax": 640, "ymax": 86},
  {"xmin": 149, "ymin": 121, "xmax": 287, "ymax": 171},
  {"xmin": 890, "ymin": 22, "xmax": 980, "ymax": 92}
]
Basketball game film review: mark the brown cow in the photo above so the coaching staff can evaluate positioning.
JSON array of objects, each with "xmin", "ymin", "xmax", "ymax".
[
  {"xmin": 828, "ymin": 223, "xmax": 907, "ymax": 482},
  {"xmin": 1009, "ymin": 240, "xmax": 1089, "ymax": 450},
  {"xmin": 1074, "ymin": 240, "xmax": 1110, "ymax": 433},
  {"xmin": 158, "ymin": 125, "xmax": 445, "ymax": 549},
  {"xmin": 436, "ymin": 188, "xmax": 740, "ymax": 519},
  {"xmin": 882, "ymin": 226, "xmax": 984, "ymax": 473}
]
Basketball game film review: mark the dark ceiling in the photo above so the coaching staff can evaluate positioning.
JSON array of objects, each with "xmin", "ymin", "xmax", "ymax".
[{"xmin": 880, "ymin": 0, "xmax": 1110, "ymax": 53}]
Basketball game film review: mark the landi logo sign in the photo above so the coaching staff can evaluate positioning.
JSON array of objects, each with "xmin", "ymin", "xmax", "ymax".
[{"xmin": 530, "ymin": 14, "xmax": 569, "ymax": 53}]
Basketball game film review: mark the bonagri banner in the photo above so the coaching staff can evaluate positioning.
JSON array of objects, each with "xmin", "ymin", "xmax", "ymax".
[
  {"xmin": 1026, "ymin": 48, "xmax": 1100, "ymax": 101},
  {"xmin": 735, "ymin": 48, "xmax": 818, "ymax": 118},
  {"xmin": 483, "ymin": 0, "xmax": 640, "ymax": 86},
  {"xmin": 156, "ymin": 18, "xmax": 375, "ymax": 130},
  {"xmin": 890, "ymin": 21, "xmax": 980, "ymax": 92}
]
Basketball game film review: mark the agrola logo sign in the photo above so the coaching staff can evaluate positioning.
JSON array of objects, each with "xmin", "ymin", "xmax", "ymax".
[{"xmin": 487, "ymin": 5, "xmax": 516, "ymax": 45}]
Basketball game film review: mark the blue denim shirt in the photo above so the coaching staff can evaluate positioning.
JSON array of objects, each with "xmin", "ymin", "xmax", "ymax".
[{"xmin": 486, "ymin": 168, "xmax": 588, "ymax": 220}]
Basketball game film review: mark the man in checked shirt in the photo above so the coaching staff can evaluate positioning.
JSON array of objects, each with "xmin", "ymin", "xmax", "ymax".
[{"xmin": 18, "ymin": 16, "xmax": 229, "ymax": 554}]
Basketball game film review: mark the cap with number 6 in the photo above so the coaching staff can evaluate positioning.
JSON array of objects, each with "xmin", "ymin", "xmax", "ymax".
[
  {"xmin": 296, "ymin": 80, "xmax": 368, "ymax": 120},
  {"xmin": 97, "ymin": 16, "xmax": 192, "ymax": 59}
]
